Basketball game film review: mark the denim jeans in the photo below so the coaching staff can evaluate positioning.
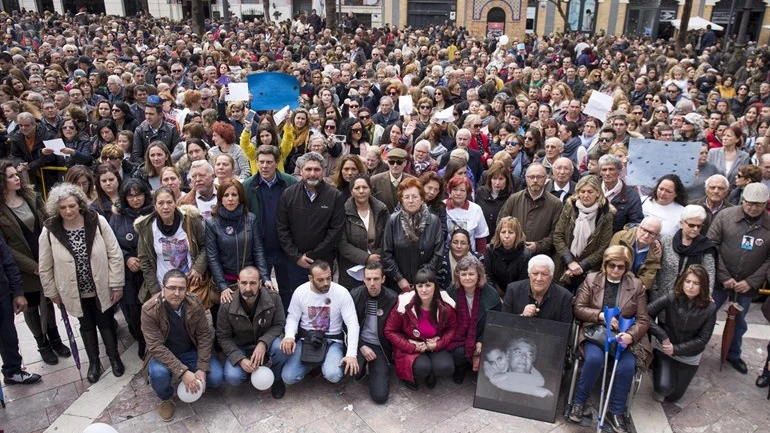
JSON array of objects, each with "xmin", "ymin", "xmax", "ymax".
[
  {"xmin": 281, "ymin": 339, "xmax": 344, "ymax": 385},
  {"xmin": 148, "ymin": 350, "xmax": 224, "ymax": 400},
  {"xmin": 223, "ymin": 339, "xmax": 287, "ymax": 386},
  {"xmin": 0, "ymin": 296, "xmax": 22, "ymax": 377},
  {"xmin": 574, "ymin": 343, "xmax": 635, "ymax": 415},
  {"xmin": 712, "ymin": 288, "xmax": 752, "ymax": 360}
]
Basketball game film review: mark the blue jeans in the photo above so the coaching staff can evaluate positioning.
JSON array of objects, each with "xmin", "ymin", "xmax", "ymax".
[
  {"xmin": 223, "ymin": 339, "xmax": 287, "ymax": 386},
  {"xmin": 574, "ymin": 343, "xmax": 636, "ymax": 415},
  {"xmin": 712, "ymin": 288, "xmax": 752, "ymax": 360},
  {"xmin": 148, "ymin": 350, "xmax": 224, "ymax": 400},
  {"xmin": 281, "ymin": 339, "xmax": 344, "ymax": 385}
]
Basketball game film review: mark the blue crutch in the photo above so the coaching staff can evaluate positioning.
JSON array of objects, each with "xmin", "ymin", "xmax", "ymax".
[
  {"xmin": 0, "ymin": 375, "xmax": 5, "ymax": 407},
  {"xmin": 596, "ymin": 306, "xmax": 620, "ymax": 424},
  {"xmin": 597, "ymin": 315, "xmax": 636, "ymax": 433}
]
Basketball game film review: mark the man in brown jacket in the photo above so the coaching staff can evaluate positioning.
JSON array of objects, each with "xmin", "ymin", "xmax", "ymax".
[
  {"xmin": 609, "ymin": 216, "xmax": 663, "ymax": 290},
  {"xmin": 217, "ymin": 267, "xmax": 288, "ymax": 399},
  {"xmin": 142, "ymin": 269, "xmax": 224, "ymax": 422},
  {"xmin": 497, "ymin": 163, "xmax": 563, "ymax": 255}
]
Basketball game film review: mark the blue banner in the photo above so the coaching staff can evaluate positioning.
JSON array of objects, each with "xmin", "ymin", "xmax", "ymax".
[{"xmin": 247, "ymin": 72, "xmax": 301, "ymax": 111}]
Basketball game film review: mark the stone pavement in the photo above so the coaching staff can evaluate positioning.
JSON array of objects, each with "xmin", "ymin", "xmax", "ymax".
[{"xmin": 1, "ymin": 302, "xmax": 768, "ymax": 433}]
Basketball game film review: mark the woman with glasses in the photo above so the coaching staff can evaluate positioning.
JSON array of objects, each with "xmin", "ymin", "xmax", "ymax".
[
  {"xmin": 111, "ymin": 102, "xmax": 139, "ymax": 132},
  {"xmin": 649, "ymin": 205, "xmax": 716, "ymax": 303},
  {"xmin": 727, "ymin": 164, "xmax": 762, "ymax": 205},
  {"xmin": 731, "ymin": 85, "xmax": 751, "ymax": 119},
  {"xmin": 57, "ymin": 117, "xmax": 94, "ymax": 167},
  {"xmin": 383, "ymin": 178, "xmax": 444, "ymax": 292},
  {"xmin": 342, "ymin": 118, "xmax": 370, "ymax": 157},
  {"xmin": 434, "ymin": 87, "xmax": 451, "ymax": 111},
  {"xmin": 108, "ymin": 178, "xmax": 154, "ymax": 359},
  {"xmin": 568, "ymin": 246, "xmax": 649, "ymax": 432},
  {"xmin": 39, "ymin": 183, "xmax": 126, "ymax": 384}
]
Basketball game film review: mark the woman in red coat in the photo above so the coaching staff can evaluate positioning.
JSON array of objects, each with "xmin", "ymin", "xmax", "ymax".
[{"xmin": 384, "ymin": 268, "xmax": 457, "ymax": 390}]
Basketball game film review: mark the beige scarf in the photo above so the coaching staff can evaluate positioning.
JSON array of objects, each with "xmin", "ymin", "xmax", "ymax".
[{"xmin": 570, "ymin": 201, "xmax": 599, "ymax": 258}]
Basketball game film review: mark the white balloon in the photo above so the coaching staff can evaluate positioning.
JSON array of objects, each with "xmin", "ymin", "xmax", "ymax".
[
  {"xmin": 251, "ymin": 366, "xmax": 275, "ymax": 391},
  {"xmin": 499, "ymin": 35, "xmax": 509, "ymax": 46},
  {"xmin": 177, "ymin": 379, "xmax": 204, "ymax": 403},
  {"xmin": 83, "ymin": 423, "xmax": 119, "ymax": 433}
]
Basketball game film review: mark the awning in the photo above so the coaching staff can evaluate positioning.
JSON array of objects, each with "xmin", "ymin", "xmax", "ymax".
[{"xmin": 669, "ymin": 17, "xmax": 724, "ymax": 32}]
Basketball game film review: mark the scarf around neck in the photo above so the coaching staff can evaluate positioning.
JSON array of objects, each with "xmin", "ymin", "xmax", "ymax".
[
  {"xmin": 400, "ymin": 203, "xmax": 430, "ymax": 243},
  {"xmin": 217, "ymin": 204, "xmax": 246, "ymax": 232},
  {"xmin": 455, "ymin": 286, "xmax": 481, "ymax": 360},
  {"xmin": 672, "ymin": 230, "xmax": 717, "ymax": 273},
  {"xmin": 571, "ymin": 200, "xmax": 600, "ymax": 258},
  {"xmin": 157, "ymin": 209, "xmax": 182, "ymax": 237}
]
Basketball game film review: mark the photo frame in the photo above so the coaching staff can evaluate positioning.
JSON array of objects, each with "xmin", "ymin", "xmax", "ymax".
[{"xmin": 473, "ymin": 311, "xmax": 570, "ymax": 423}]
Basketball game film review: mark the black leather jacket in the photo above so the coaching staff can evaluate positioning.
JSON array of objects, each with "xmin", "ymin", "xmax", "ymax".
[
  {"xmin": 205, "ymin": 212, "xmax": 269, "ymax": 290},
  {"xmin": 647, "ymin": 292, "xmax": 717, "ymax": 357},
  {"xmin": 382, "ymin": 208, "xmax": 444, "ymax": 284}
]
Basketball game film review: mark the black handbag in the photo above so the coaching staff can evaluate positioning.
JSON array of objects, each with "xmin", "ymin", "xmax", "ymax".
[
  {"xmin": 300, "ymin": 330, "xmax": 330, "ymax": 366},
  {"xmin": 583, "ymin": 324, "xmax": 618, "ymax": 357}
]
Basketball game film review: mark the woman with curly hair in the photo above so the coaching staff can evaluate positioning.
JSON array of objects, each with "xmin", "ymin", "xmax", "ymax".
[{"xmin": 208, "ymin": 121, "xmax": 251, "ymax": 180}]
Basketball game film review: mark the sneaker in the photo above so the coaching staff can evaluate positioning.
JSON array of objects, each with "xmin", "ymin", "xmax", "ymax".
[
  {"xmin": 4, "ymin": 371, "xmax": 42, "ymax": 385},
  {"xmin": 271, "ymin": 380, "xmax": 286, "ymax": 399},
  {"xmin": 568, "ymin": 402, "xmax": 586, "ymax": 423},
  {"xmin": 158, "ymin": 399, "xmax": 175, "ymax": 422},
  {"xmin": 607, "ymin": 413, "xmax": 631, "ymax": 433}
]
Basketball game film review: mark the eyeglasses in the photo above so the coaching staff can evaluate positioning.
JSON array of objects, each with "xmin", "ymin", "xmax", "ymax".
[
  {"xmin": 105, "ymin": 155, "xmax": 122, "ymax": 160},
  {"xmin": 638, "ymin": 226, "xmax": 660, "ymax": 238},
  {"xmin": 645, "ymin": 96, "xmax": 653, "ymax": 100},
  {"xmin": 388, "ymin": 92, "xmax": 398, "ymax": 96},
  {"xmin": 61, "ymin": 125, "xmax": 76, "ymax": 130},
  {"xmin": 599, "ymin": 137, "xmax": 612, "ymax": 142},
  {"xmin": 359, "ymin": 115, "xmax": 370, "ymax": 120},
  {"xmin": 171, "ymin": 69, "xmax": 183, "ymax": 73},
  {"xmin": 349, "ymin": 104, "xmax": 359, "ymax": 108},
  {"xmin": 655, "ymin": 110, "xmax": 667, "ymax": 114},
  {"xmin": 607, "ymin": 263, "xmax": 626, "ymax": 270},
  {"xmin": 525, "ymin": 175, "xmax": 546, "ymax": 181},
  {"xmin": 419, "ymin": 105, "xmax": 431, "ymax": 110},
  {"xmin": 736, "ymin": 174, "xmax": 746, "ymax": 179},
  {"xmin": 743, "ymin": 200, "xmax": 766, "ymax": 208},
  {"xmin": 387, "ymin": 159, "xmax": 405, "ymax": 166},
  {"xmin": 524, "ymin": 136, "xmax": 533, "ymax": 141},
  {"xmin": 163, "ymin": 285, "xmax": 187, "ymax": 293},
  {"xmin": 351, "ymin": 128, "xmax": 362, "ymax": 133},
  {"xmin": 684, "ymin": 222, "xmax": 703, "ymax": 229},
  {"xmin": 632, "ymin": 111, "xmax": 643, "ymax": 115},
  {"xmin": 324, "ymin": 124, "xmax": 336, "ymax": 129},
  {"xmin": 472, "ymin": 124, "xmax": 482, "ymax": 128},
  {"xmin": 667, "ymin": 89, "xmax": 680, "ymax": 93},
  {"xmin": 111, "ymin": 108, "xmax": 122, "ymax": 112}
]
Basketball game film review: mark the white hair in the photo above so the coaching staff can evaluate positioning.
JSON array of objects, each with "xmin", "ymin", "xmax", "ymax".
[
  {"xmin": 680, "ymin": 205, "xmax": 707, "ymax": 223},
  {"xmin": 704, "ymin": 174, "xmax": 729, "ymax": 189},
  {"xmin": 527, "ymin": 255, "xmax": 555, "ymax": 276},
  {"xmin": 107, "ymin": 75, "xmax": 123, "ymax": 86}
]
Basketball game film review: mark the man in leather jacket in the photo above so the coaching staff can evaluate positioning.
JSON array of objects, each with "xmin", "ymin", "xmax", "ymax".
[{"xmin": 350, "ymin": 262, "xmax": 397, "ymax": 404}]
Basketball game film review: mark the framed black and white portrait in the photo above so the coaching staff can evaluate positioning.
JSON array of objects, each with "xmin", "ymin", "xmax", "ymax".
[{"xmin": 473, "ymin": 311, "xmax": 570, "ymax": 423}]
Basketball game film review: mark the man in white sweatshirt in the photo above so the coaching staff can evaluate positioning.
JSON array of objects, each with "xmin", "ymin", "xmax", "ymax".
[{"xmin": 280, "ymin": 261, "xmax": 360, "ymax": 384}]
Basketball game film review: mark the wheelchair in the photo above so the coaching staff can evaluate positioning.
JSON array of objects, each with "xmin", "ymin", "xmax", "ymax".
[{"xmin": 562, "ymin": 319, "xmax": 643, "ymax": 428}]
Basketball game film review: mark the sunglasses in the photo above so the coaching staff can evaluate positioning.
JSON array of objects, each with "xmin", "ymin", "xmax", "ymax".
[
  {"xmin": 359, "ymin": 115, "xmax": 370, "ymax": 120},
  {"xmin": 351, "ymin": 128, "xmax": 362, "ymax": 132},
  {"xmin": 607, "ymin": 263, "xmax": 626, "ymax": 270},
  {"xmin": 388, "ymin": 92, "xmax": 398, "ymax": 96},
  {"xmin": 111, "ymin": 108, "xmax": 122, "ymax": 112},
  {"xmin": 62, "ymin": 125, "xmax": 76, "ymax": 130},
  {"xmin": 419, "ymin": 105, "xmax": 431, "ymax": 110},
  {"xmin": 684, "ymin": 222, "xmax": 703, "ymax": 229},
  {"xmin": 473, "ymin": 124, "xmax": 482, "ymax": 128},
  {"xmin": 349, "ymin": 104, "xmax": 359, "ymax": 108},
  {"xmin": 324, "ymin": 124, "xmax": 336, "ymax": 129},
  {"xmin": 387, "ymin": 159, "xmax": 405, "ymax": 166}
]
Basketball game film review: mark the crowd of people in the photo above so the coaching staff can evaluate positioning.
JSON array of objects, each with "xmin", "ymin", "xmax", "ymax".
[{"xmin": 1, "ymin": 8, "xmax": 770, "ymax": 433}]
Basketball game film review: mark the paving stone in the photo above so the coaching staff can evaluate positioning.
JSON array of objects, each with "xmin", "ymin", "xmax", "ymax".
[{"xmin": 0, "ymin": 409, "xmax": 51, "ymax": 433}]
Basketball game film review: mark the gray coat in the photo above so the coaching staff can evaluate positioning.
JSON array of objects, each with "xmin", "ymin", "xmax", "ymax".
[
  {"xmin": 706, "ymin": 148, "xmax": 750, "ymax": 189},
  {"xmin": 649, "ymin": 234, "xmax": 716, "ymax": 302}
]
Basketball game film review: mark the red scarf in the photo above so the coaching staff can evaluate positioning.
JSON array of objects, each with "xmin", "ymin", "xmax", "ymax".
[{"xmin": 455, "ymin": 287, "xmax": 481, "ymax": 360}]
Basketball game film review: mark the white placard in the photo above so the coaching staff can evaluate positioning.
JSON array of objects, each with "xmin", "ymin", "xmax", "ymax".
[
  {"xmin": 43, "ymin": 139, "xmax": 66, "ymax": 156},
  {"xmin": 434, "ymin": 105, "xmax": 455, "ymax": 123},
  {"xmin": 346, "ymin": 265, "xmax": 365, "ymax": 282},
  {"xmin": 274, "ymin": 105, "xmax": 290, "ymax": 125},
  {"xmin": 225, "ymin": 82, "xmax": 250, "ymax": 101},
  {"xmin": 399, "ymin": 95, "xmax": 413, "ymax": 116},
  {"xmin": 583, "ymin": 91, "xmax": 613, "ymax": 121}
]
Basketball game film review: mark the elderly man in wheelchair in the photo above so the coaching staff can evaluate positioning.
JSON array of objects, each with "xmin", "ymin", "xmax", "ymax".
[{"xmin": 567, "ymin": 245, "xmax": 651, "ymax": 433}]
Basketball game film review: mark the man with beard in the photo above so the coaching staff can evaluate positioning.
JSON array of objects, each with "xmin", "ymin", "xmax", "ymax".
[
  {"xmin": 217, "ymin": 267, "xmax": 288, "ymax": 399},
  {"xmin": 277, "ymin": 152, "xmax": 345, "ymax": 294},
  {"xmin": 280, "ymin": 261, "xmax": 360, "ymax": 385}
]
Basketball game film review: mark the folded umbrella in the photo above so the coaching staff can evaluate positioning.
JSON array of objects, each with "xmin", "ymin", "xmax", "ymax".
[
  {"xmin": 720, "ymin": 291, "xmax": 743, "ymax": 371},
  {"xmin": 59, "ymin": 304, "xmax": 83, "ymax": 382}
]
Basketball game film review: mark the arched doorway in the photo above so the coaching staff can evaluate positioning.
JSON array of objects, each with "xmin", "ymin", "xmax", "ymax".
[{"xmin": 486, "ymin": 7, "xmax": 506, "ymax": 39}]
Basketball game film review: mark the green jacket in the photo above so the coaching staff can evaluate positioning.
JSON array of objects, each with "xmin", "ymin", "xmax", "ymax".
[
  {"xmin": 242, "ymin": 171, "xmax": 298, "ymax": 229},
  {"xmin": 216, "ymin": 288, "xmax": 285, "ymax": 367},
  {"xmin": 135, "ymin": 205, "xmax": 208, "ymax": 301}
]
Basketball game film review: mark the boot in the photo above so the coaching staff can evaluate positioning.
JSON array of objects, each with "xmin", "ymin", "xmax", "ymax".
[
  {"xmin": 100, "ymin": 325, "xmax": 124, "ymax": 377},
  {"xmin": 45, "ymin": 300, "xmax": 71, "ymax": 358},
  {"xmin": 81, "ymin": 329, "xmax": 103, "ymax": 383},
  {"xmin": 34, "ymin": 335, "xmax": 59, "ymax": 365}
]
